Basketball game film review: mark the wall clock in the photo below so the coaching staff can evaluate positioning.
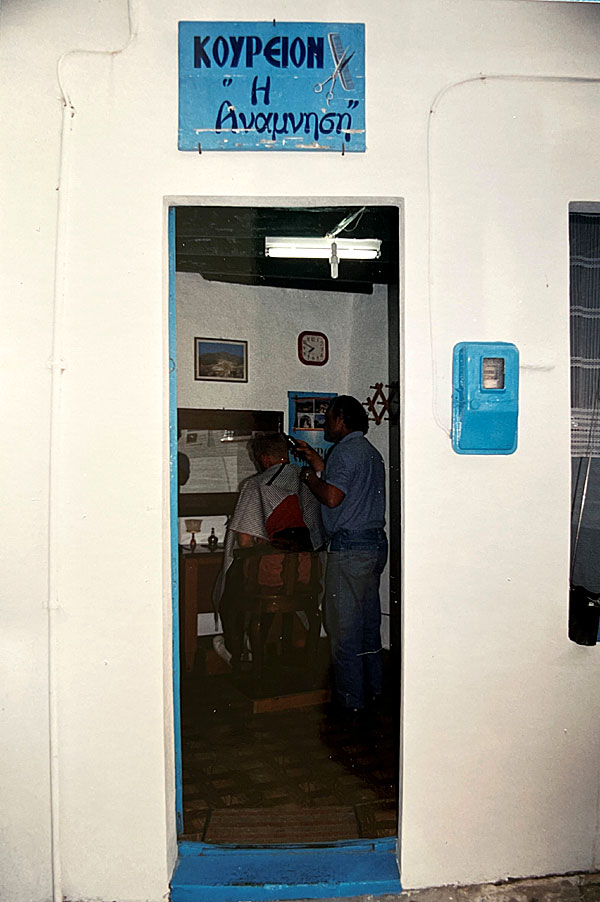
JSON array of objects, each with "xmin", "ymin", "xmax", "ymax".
[{"xmin": 298, "ymin": 331, "xmax": 329, "ymax": 366}]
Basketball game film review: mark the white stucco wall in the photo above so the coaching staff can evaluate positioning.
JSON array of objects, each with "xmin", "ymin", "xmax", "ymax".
[
  {"xmin": 3, "ymin": 1, "xmax": 600, "ymax": 900},
  {"xmin": 177, "ymin": 272, "xmax": 357, "ymax": 414},
  {"xmin": 402, "ymin": 74, "xmax": 600, "ymax": 885},
  {"xmin": 176, "ymin": 273, "xmax": 389, "ymax": 433}
]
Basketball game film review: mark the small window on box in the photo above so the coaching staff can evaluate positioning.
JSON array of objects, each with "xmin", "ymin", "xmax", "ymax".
[{"xmin": 482, "ymin": 357, "xmax": 505, "ymax": 390}]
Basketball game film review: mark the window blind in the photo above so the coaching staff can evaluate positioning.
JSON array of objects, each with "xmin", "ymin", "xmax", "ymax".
[{"xmin": 570, "ymin": 212, "xmax": 600, "ymax": 457}]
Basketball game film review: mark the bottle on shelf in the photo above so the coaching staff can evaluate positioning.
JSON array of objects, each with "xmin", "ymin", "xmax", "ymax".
[{"xmin": 207, "ymin": 527, "xmax": 218, "ymax": 550}]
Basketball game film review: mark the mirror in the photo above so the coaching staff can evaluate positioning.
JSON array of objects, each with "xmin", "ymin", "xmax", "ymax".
[
  {"xmin": 177, "ymin": 408, "xmax": 284, "ymax": 516},
  {"xmin": 179, "ymin": 428, "xmax": 257, "ymax": 495}
]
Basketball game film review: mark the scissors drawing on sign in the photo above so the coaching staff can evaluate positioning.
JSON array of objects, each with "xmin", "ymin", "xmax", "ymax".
[{"xmin": 313, "ymin": 33, "xmax": 355, "ymax": 105}]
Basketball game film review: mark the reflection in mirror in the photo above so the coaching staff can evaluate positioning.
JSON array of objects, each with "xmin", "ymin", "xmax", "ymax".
[{"xmin": 178, "ymin": 428, "xmax": 258, "ymax": 494}]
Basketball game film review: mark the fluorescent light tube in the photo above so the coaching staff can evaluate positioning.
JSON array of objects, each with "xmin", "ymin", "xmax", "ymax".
[{"xmin": 265, "ymin": 236, "xmax": 381, "ymax": 261}]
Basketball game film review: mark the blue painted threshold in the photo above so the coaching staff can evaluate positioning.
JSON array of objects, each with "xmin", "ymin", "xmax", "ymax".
[{"xmin": 170, "ymin": 837, "xmax": 402, "ymax": 901}]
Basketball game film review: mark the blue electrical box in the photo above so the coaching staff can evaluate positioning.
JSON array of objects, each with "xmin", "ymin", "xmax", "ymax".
[{"xmin": 452, "ymin": 342, "xmax": 519, "ymax": 455}]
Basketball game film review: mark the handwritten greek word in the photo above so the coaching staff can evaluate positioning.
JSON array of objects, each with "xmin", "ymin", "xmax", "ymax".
[
  {"xmin": 215, "ymin": 101, "xmax": 354, "ymax": 143},
  {"xmin": 194, "ymin": 34, "xmax": 324, "ymax": 69}
]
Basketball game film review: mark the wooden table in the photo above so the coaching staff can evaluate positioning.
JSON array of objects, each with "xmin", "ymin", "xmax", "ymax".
[{"xmin": 179, "ymin": 546, "xmax": 224, "ymax": 672}]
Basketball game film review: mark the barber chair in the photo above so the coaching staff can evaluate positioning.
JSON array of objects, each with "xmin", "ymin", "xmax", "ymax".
[{"xmin": 233, "ymin": 546, "xmax": 323, "ymax": 682}]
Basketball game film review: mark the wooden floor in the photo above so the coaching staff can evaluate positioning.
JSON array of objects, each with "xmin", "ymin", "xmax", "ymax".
[{"xmin": 180, "ymin": 637, "xmax": 399, "ymax": 844}]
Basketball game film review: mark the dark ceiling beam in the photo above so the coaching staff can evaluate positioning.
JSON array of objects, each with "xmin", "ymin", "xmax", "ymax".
[
  {"xmin": 176, "ymin": 258, "xmax": 390, "ymax": 285},
  {"xmin": 175, "ymin": 208, "xmax": 398, "ymax": 242},
  {"xmin": 177, "ymin": 238, "xmax": 262, "ymax": 258},
  {"xmin": 175, "ymin": 206, "xmax": 379, "ymax": 234},
  {"xmin": 177, "ymin": 264, "xmax": 378, "ymax": 285},
  {"xmin": 197, "ymin": 272, "xmax": 375, "ymax": 295},
  {"xmin": 176, "ymin": 242, "xmax": 396, "ymax": 266}
]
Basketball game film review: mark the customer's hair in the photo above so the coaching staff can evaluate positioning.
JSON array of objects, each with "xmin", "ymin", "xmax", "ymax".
[
  {"xmin": 250, "ymin": 432, "xmax": 288, "ymax": 462},
  {"xmin": 328, "ymin": 395, "xmax": 369, "ymax": 434}
]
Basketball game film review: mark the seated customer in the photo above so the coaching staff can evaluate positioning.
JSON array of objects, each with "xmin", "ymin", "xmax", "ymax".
[{"xmin": 213, "ymin": 433, "xmax": 324, "ymax": 667}]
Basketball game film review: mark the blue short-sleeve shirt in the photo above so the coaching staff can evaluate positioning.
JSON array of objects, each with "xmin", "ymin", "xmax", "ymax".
[{"xmin": 322, "ymin": 431, "xmax": 386, "ymax": 538}]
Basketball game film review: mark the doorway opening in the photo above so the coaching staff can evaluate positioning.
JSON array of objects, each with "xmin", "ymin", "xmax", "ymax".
[{"xmin": 169, "ymin": 200, "xmax": 402, "ymax": 847}]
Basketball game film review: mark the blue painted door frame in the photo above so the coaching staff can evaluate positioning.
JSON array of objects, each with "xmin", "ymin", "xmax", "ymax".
[
  {"xmin": 169, "ymin": 206, "xmax": 184, "ymax": 833},
  {"xmin": 167, "ymin": 203, "xmax": 402, "ymax": 899}
]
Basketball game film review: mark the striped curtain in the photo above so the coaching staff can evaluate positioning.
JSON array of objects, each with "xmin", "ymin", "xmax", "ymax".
[
  {"xmin": 571, "ymin": 212, "xmax": 600, "ymax": 591},
  {"xmin": 570, "ymin": 212, "xmax": 600, "ymax": 457}
]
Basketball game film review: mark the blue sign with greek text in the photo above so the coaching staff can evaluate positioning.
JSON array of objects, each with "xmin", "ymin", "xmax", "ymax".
[{"xmin": 178, "ymin": 21, "xmax": 365, "ymax": 152}]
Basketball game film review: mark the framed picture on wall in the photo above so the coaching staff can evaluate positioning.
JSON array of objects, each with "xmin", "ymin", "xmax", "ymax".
[{"xmin": 194, "ymin": 337, "xmax": 248, "ymax": 383}]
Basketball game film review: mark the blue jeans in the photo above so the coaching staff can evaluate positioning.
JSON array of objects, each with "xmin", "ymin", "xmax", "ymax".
[{"xmin": 324, "ymin": 527, "xmax": 388, "ymax": 710}]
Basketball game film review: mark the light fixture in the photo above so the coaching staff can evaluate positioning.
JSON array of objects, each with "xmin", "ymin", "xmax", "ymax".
[
  {"xmin": 264, "ymin": 236, "xmax": 381, "ymax": 260},
  {"xmin": 265, "ymin": 236, "xmax": 381, "ymax": 279},
  {"xmin": 264, "ymin": 207, "xmax": 381, "ymax": 279}
]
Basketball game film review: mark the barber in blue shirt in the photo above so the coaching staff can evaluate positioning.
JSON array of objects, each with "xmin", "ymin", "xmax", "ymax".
[{"xmin": 297, "ymin": 396, "xmax": 387, "ymax": 715}]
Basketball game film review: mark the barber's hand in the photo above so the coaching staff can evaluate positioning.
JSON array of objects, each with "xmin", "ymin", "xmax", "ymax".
[{"xmin": 295, "ymin": 440, "xmax": 325, "ymax": 472}]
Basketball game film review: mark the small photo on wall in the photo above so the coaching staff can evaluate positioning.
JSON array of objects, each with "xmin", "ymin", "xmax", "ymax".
[
  {"xmin": 291, "ymin": 394, "xmax": 337, "ymax": 431},
  {"xmin": 294, "ymin": 398, "xmax": 317, "ymax": 430},
  {"xmin": 288, "ymin": 390, "xmax": 337, "ymax": 468},
  {"xmin": 194, "ymin": 338, "xmax": 248, "ymax": 382}
]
